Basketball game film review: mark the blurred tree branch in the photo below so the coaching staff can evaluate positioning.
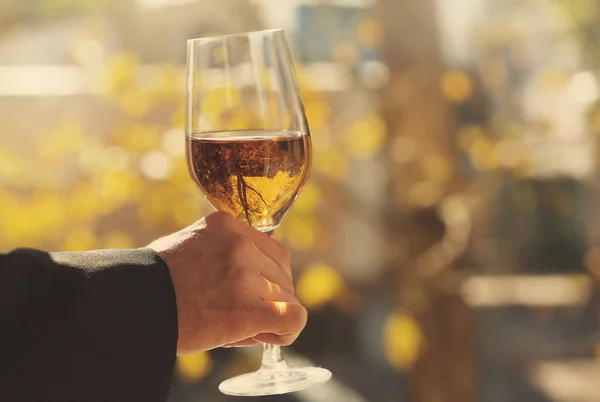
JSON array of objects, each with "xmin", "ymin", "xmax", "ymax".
[{"xmin": 376, "ymin": 0, "xmax": 476, "ymax": 400}]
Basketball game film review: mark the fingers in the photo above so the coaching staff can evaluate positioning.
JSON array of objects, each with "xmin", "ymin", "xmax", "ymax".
[
  {"xmin": 260, "ymin": 259, "xmax": 294, "ymax": 294},
  {"xmin": 248, "ymin": 301, "xmax": 308, "ymax": 346},
  {"xmin": 205, "ymin": 212, "xmax": 292, "ymax": 277},
  {"xmin": 259, "ymin": 277, "xmax": 299, "ymax": 304},
  {"xmin": 223, "ymin": 241, "xmax": 293, "ymax": 295},
  {"xmin": 222, "ymin": 288, "xmax": 300, "ymax": 348},
  {"xmin": 199, "ymin": 212, "xmax": 305, "ymax": 348},
  {"xmin": 251, "ymin": 333, "xmax": 287, "ymax": 345},
  {"xmin": 222, "ymin": 287, "xmax": 305, "ymax": 348},
  {"xmin": 222, "ymin": 339, "xmax": 260, "ymax": 348}
]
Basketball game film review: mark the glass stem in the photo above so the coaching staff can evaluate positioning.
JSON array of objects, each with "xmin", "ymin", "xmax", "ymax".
[
  {"xmin": 260, "ymin": 343, "xmax": 287, "ymax": 371},
  {"xmin": 259, "ymin": 229, "xmax": 289, "ymax": 372}
]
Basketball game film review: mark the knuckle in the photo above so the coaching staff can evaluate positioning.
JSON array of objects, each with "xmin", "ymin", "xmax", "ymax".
[
  {"xmin": 279, "ymin": 336, "xmax": 295, "ymax": 346},
  {"xmin": 229, "ymin": 268, "xmax": 256, "ymax": 290},
  {"xmin": 279, "ymin": 244, "xmax": 291, "ymax": 262},
  {"xmin": 278, "ymin": 276, "xmax": 294, "ymax": 294},
  {"xmin": 290, "ymin": 303, "xmax": 308, "ymax": 326},
  {"xmin": 280, "ymin": 305, "xmax": 307, "ymax": 345},
  {"xmin": 229, "ymin": 234, "xmax": 255, "ymax": 256},
  {"xmin": 207, "ymin": 211, "xmax": 234, "ymax": 229},
  {"xmin": 286, "ymin": 303, "xmax": 306, "ymax": 326}
]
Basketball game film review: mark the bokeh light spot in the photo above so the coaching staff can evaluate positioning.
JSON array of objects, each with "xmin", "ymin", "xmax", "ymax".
[
  {"xmin": 296, "ymin": 263, "xmax": 343, "ymax": 309},
  {"xmin": 356, "ymin": 18, "xmax": 385, "ymax": 49},
  {"xmin": 384, "ymin": 312, "xmax": 424, "ymax": 371},
  {"xmin": 441, "ymin": 70, "xmax": 473, "ymax": 104},
  {"xmin": 176, "ymin": 352, "xmax": 212, "ymax": 383}
]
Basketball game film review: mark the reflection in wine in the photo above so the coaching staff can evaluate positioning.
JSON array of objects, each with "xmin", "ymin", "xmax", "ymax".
[{"xmin": 187, "ymin": 130, "xmax": 311, "ymax": 233}]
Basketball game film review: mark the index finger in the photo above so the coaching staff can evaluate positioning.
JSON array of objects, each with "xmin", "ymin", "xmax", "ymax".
[{"xmin": 205, "ymin": 212, "xmax": 291, "ymax": 276}]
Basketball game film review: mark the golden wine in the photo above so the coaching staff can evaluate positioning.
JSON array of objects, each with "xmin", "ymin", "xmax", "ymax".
[{"xmin": 187, "ymin": 130, "xmax": 311, "ymax": 232}]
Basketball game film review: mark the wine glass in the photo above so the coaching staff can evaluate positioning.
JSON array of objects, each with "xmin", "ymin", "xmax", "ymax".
[{"xmin": 185, "ymin": 29, "xmax": 331, "ymax": 396}]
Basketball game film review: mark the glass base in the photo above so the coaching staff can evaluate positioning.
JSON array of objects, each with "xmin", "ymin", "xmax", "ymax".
[{"xmin": 219, "ymin": 364, "xmax": 332, "ymax": 396}]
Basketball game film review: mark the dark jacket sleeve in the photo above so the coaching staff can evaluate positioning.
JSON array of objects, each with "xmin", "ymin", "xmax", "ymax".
[{"xmin": 0, "ymin": 248, "xmax": 178, "ymax": 402}]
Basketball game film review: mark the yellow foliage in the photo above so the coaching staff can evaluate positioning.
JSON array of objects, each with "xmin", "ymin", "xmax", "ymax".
[
  {"xmin": 0, "ymin": 191, "xmax": 66, "ymax": 247},
  {"xmin": 1, "ymin": 212, "xmax": 37, "ymax": 245},
  {"xmin": 102, "ymin": 231, "xmax": 135, "ymax": 249},
  {"xmin": 104, "ymin": 53, "xmax": 140, "ymax": 96},
  {"xmin": 0, "ymin": 47, "xmax": 355, "ymax": 257},
  {"xmin": 171, "ymin": 101, "xmax": 186, "ymax": 128},
  {"xmin": 138, "ymin": 194, "xmax": 170, "ymax": 225},
  {"xmin": 292, "ymin": 181, "xmax": 322, "ymax": 213},
  {"xmin": 305, "ymin": 101, "xmax": 332, "ymax": 131},
  {"xmin": 285, "ymin": 215, "xmax": 319, "ymax": 251},
  {"xmin": 225, "ymin": 106, "xmax": 271, "ymax": 131},
  {"xmin": 68, "ymin": 182, "xmax": 101, "ymax": 223},
  {"xmin": 0, "ymin": 147, "xmax": 20, "ymax": 183},
  {"xmin": 0, "ymin": 189, "xmax": 17, "ymax": 214},
  {"xmin": 169, "ymin": 187, "xmax": 208, "ymax": 227},
  {"xmin": 177, "ymin": 352, "xmax": 212, "ymax": 383},
  {"xmin": 314, "ymin": 148, "xmax": 349, "ymax": 180},
  {"xmin": 172, "ymin": 204, "xmax": 201, "ymax": 228},
  {"xmin": 62, "ymin": 229, "xmax": 97, "ymax": 251},
  {"xmin": 294, "ymin": 66, "xmax": 313, "ymax": 96},
  {"xmin": 296, "ymin": 262, "xmax": 343, "ymax": 309},
  {"xmin": 345, "ymin": 115, "xmax": 386, "ymax": 159},
  {"xmin": 36, "ymin": 121, "xmax": 89, "ymax": 164},
  {"xmin": 384, "ymin": 312, "xmax": 424, "ymax": 371},
  {"xmin": 201, "ymin": 86, "xmax": 241, "ymax": 123},
  {"xmin": 119, "ymin": 90, "xmax": 152, "ymax": 118},
  {"xmin": 168, "ymin": 162, "xmax": 194, "ymax": 187},
  {"xmin": 95, "ymin": 171, "xmax": 140, "ymax": 206},
  {"xmin": 32, "ymin": 193, "xmax": 67, "ymax": 234},
  {"xmin": 0, "ymin": 189, "xmax": 17, "ymax": 215},
  {"xmin": 271, "ymin": 225, "xmax": 285, "ymax": 241},
  {"xmin": 112, "ymin": 124, "xmax": 161, "ymax": 153},
  {"xmin": 150, "ymin": 64, "xmax": 185, "ymax": 100}
]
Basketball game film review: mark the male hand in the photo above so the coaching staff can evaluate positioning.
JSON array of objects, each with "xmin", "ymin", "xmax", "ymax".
[{"xmin": 148, "ymin": 212, "xmax": 306, "ymax": 355}]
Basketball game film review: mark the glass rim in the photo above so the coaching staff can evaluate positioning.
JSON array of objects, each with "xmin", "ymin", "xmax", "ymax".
[{"xmin": 187, "ymin": 28, "xmax": 285, "ymax": 45}]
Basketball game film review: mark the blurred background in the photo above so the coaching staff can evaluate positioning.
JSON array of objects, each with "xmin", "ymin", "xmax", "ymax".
[{"xmin": 2, "ymin": 0, "xmax": 600, "ymax": 401}]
